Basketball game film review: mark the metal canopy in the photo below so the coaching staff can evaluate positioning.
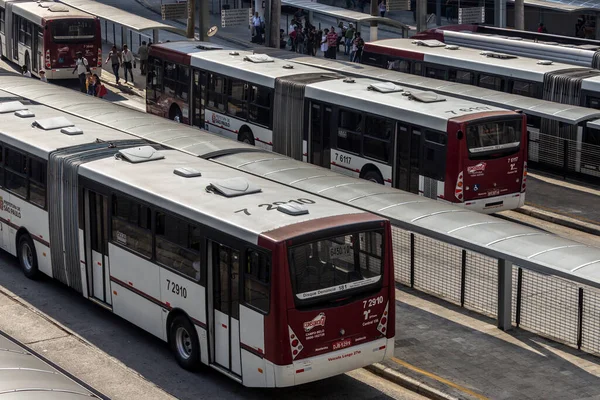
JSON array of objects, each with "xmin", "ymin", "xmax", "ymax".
[
  {"xmin": 282, "ymin": 0, "xmax": 410, "ymax": 32},
  {"xmin": 509, "ymin": 0, "xmax": 600, "ymax": 12},
  {"xmin": 1, "ymin": 73, "xmax": 600, "ymax": 289},
  {"xmin": 57, "ymin": 0, "xmax": 186, "ymax": 35},
  {"xmin": 258, "ymin": 49, "xmax": 600, "ymax": 125}
]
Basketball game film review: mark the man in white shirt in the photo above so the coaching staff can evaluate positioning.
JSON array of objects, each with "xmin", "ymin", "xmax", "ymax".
[
  {"xmin": 121, "ymin": 44, "xmax": 134, "ymax": 84},
  {"xmin": 252, "ymin": 12, "xmax": 262, "ymax": 43},
  {"xmin": 71, "ymin": 51, "xmax": 89, "ymax": 93},
  {"xmin": 21, "ymin": 64, "xmax": 31, "ymax": 77},
  {"xmin": 39, "ymin": 70, "xmax": 48, "ymax": 82}
]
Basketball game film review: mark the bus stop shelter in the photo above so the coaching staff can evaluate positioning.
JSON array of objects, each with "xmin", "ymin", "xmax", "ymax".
[
  {"xmin": 282, "ymin": 0, "xmax": 410, "ymax": 38},
  {"xmin": 58, "ymin": 0, "xmax": 186, "ymax": 44}
]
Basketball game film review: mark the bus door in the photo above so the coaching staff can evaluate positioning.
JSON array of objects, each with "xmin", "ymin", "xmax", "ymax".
[
  {"xmin": 33, "ymin": 28, "xmax": 42, "ymax": 73},
  {"xmin": 83, "ymin": 189, "xmax": 112, "ymax": 306},
  {"xmin": 192, "ymin": 69, "xmax": 207, "ymax": 129},
  {"xmin": 11, "ymin": 14, "xmax": 18, "ymax": 61},
  {"xmin": 395, "ymin": 124, "xmax": 421, "ymax": 194},
  {"xmin": 309, "ymin": 102, "xmax": 332, "ymax": 168},
  {"xmin": 208, "ymin": 240, "xmax": 241, "ymax": 376}
]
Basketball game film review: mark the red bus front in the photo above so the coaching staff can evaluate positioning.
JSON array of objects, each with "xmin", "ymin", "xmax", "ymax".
[
  {"xmin": 42, "ymin": 18, "xmax": 102, "ymax": 80},
  {"xmin": 446, "ymin": 112, "xmax": 527, "ymax": 213},
  {"xmin": 259, "ymin": 217, "xmax": 395, "ymax": 387}
]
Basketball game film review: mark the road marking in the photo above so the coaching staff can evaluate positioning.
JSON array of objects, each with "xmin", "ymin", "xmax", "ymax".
[{"xmin": 390, "ymin": 357, "xmax": 490, "ymax": 400}]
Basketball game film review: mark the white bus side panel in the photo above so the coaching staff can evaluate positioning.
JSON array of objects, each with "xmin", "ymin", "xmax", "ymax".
[
  {"xmin": 330, "ymin": 150, "xmax": 392, "ymax": 186},
  {"xmin": 109, "ymin": 243, "xmax": 164, "ymax": 340},
  {"xmin": 78, "ymin": 229, "xmax": 88, "ymax": 299},
  {"xmin": 158, "ymin": 268, "xmax": 206, "ymax": 325},
  {"xmin": 204, "ymin": 110, "xmax": 273, "ymax": 151},
  {"xmin": 240, "ymin": 306, "xmax": 266, "ymax": 387}
]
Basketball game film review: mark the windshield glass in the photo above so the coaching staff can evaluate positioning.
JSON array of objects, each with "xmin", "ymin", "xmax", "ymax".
[
  {"xmin": 289, "ymin": 229, "xmax": 384, "ymax": 304},
  {"xmin": 51, "ymin": 19, "xmax": 96, "ymax": 41},
  {"xmin": 466, "ymin": 119, "xmax": 521, "ymax": 157}
]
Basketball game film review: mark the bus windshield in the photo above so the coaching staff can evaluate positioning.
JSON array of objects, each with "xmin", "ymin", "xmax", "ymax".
[
  {"xmin": 289, "ymin": 229, "xmax": 384, "ymax": 305},
  {"xmin": 51, "ymin": 19, "xmax": 96, "ymax": 41},
  {"xmin": 466, "ymin": 119, "xmax": 521, "ymax": 157}
]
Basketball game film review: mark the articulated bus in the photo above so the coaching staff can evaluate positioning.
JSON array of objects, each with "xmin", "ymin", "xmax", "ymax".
[
  {"xmin": 146, "ymin": 43, "xmax": 527, "ymax": 213},
  {"xmin": 0, "ymin": 97, "xmax": 395, "ymax": 387},
  {"xmin": 0, "ymin": 0, "xmax": 102, "ymax": 79}
]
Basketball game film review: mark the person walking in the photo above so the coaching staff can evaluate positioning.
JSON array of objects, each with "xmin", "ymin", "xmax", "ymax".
[
  {"xmin": 252, "ymin": 12, "xmax": 263, "ymax": 43},
  {"xmin": 352, "ymin": 32, "xmax": 365, "ymax": 63},
  {"xmin": 379, "ymin": 0, "xmax": 386, "ymax": 17},
  {"xmin": 72, "ymin": 51, "xmax": 89, "ymax": 93},
  {"xmin": 138, "ymin": 41, "xmax": 148, "ymax": 76},
  {"xmin": 344, "ymin": 23, "xmax": 355, "ymax": 56},
  {"xmin": 121, "ymin": 44, "xmax": 134, "ymax": 84},
  {"xmin": 105, "ymin": 45, "xmax": 122, "ymax": 84},
  {"xmin": 321, "ymin": 29, "xmax": 329, "ymax": 58},
  {"xmin": 21, "ymin": 64, "xmax": 31, "ymax": 77}
]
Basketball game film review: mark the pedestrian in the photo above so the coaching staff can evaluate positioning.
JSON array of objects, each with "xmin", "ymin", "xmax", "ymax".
[
  {"xmin": 138, "ymin": 41, "xmax": 148, "ymax": 76},
  {"xmin": 576, "ymin": 18, "xmax": 585, "ymax": 37},
  {"xmin": 121, "ymin": 44, "xmax": 134, "ymax": 84},
  {"xmin": 94, "ymin": 74, "xmax": 108, "ymax": 98},
  {"xmin": 105, "ymin": 45, "xmax": 122, "ymax": 84},
  {"xmin": 321, "ymin": 29, "xmax": 329, "ymax": 58},
  {"xmin": 252, "ymin": 12, "xmax": 262, "ymax": 43},
  {"xmin": 344, "ymin": 23, "xmax": 355, "ymax": 56},
  {"xmin": 379, "ymin": 0, "xmax": 386, "ymax": 17},
  {"xmin": 21, "ymin": 64, "xmax": 31, "ymax": 77},
  {"xmin": 306, "ymin": 28, "xmax": 314, "ymax": 56},
  {"xmin": 86, "ymin": 72, "xmax": 96, "ymax": 95},
  {"xmin": 296, "ymin": 27, "xmax": 305, "ymax": 54},
  {"xmin": 39, "ymin": 70, "xmax": 47, "ymax": 82},
  {"xmin": 326, "ymin": 27, "xmax": 338, "ymax": 59},
  {"xmin": 72, "ymin": 51, "xmax": 89, "ymax": 93},
  {"xmin": 445, "ymin": 0, "xmax": 454, "ymax": 22},
  {"xmin": 352, "ymin": 32, "xmax": 365, "ymax": 63},
  {"xmin": 538, "ymin": 22, "xmax": 548, "ymax": 33},
  {"xmin": 289, "ymin": 27, "xmax": 297, "ymax": 51}
]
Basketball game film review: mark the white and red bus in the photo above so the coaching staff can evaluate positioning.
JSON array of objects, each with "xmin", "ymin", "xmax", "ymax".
[
  {"xmin": 0, "ymin": 0, "xmax": 102, "ymax": 79},
  {"xmin": 0, "ymin": 97, "xmax": 395, "ymax": 386},
  {"xmin": 146, "ymin": 43, "xmax": 527, "ymax": 212}
]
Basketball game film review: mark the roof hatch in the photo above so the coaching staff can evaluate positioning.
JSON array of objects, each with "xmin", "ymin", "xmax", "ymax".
[
  {"xmin": 277, "ymin": 203, "xmax": 308, "ymax": 216},
  {"xmin": 412, "ymin": 39, "xmax": 445, "ymax": 47},
  {"xmin": 48, "ymin": 4, "xmax": 69, "ymax": 12},
  {"xmin": 118, "ymin": 146, "xmax": 165, "ymax": 163},
  {"xmin": 32, "ymin": 116, "xmax": 74, "ymax": 130},
  {"xmin": 537, "ymin": 60, "xmax": 554, "ymax": 65},
  {"xmin": 243, "ymin": 54, "xmax": 274, "ymax": 63},
  {"xmin": 61, "ymin": 126, "xmax": 84, "ymax": 135},
  {"xmin": 409, "ymin": 91, "xmax": 446, "ymax": 103},
  {"xmin": 207, "ymin": 177, "xmax": 261, "ymax": 198},
  {"xmin": 174, "ymin": 167, "xmax": 202, "ymax": 177},
  {"xmin": 0, "ymin": 101, "xmax": 28, "ymax": 114},
  {"xmin": 14, "ymin": 110, "xmax": 35, "ymax": 118},
  {"xmin": 480, "ymin": 51, "xmax": 518, "ymax": 60},
  {"xmin": 196, "ymin": 44, "xmax": 223, "ymax": 50},
  {"xmin": 368, "ymin": 82, "xmax": 403, "ymax": 93}
]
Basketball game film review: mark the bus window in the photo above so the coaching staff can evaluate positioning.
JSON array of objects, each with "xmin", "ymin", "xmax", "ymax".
[
  {"xmin": 176, "ymin": 65, "xmax": 189, "ymax": 102},
  {"xmin": 227, "ymin": 79, "xmax": 248, "ymax": 119},
  {"xmin": 466, "ymin": 119, "xmax": 521, "ymax": 158},
  {"xmin": 587, "ymin": 96, "xmax": 600, "ymax": 109},
  {"xmin": 29, "ymin": 158, "xmax": 46, "ymax": 208},
  {"xmin": 363, "ymin": 115, "xmax": 393, "ymax": 163},
  {"xmin": 478, "ymin": 74, "xmax": 504, "ymax": 91},
  {"xmin": 387, "ymin": 59, "xmax": 410, "ymax": 73},
  {"xmin": 50, "ymin": 19, "xmax": 95, "ymax": 41},
  {"xmin": 338, "ymin": 109, "xmax": 362, "ymax": 154},
  {"xmin": 4, "ymin": 147, "xmax": 27, "ymax": 198},
  {"xmin": 163, "ymin": 62, "xmax": 177, "ymax": 97},
  {"xmin": 511, "ymin": 80, "xmax": 539, "ymax": 98},
  {"xmin": 155, "ymin": 212, "xmax": 201, "ymax": 281},
  {"xmin": 0, "ymin": 8, "xmax": 5, "ymax": 33},
  {"xmin": 425, "ymin": 66, "xmax": 446, "ymax": 80},
  {"xmin": 244, "ymin": 250, "xmax": 270, "ymax": 313},
  {"xmin": 448, "ymin": 69, "xmax": 473, "ymax": 84},
  {"xmin": 413, "ymin": 62, "xmax": 423, "ymax": 75},
  {"xmin": 584, "ymin": 127, "xmax": 600, "ymax": 146},
  {"xmin": 111, "ymin": 194, "xmax": 152, "ymax": 258},
  {"xmin": 208, "ymin": 73, "xmax": 226, "ymax": 112},
  {"xmin": 248, "ymin": 85, "xmax": 271, "ymax": 127},
  {"xmin": 421, "ymin": 130, "xmax": 447, "ymax": 181}
]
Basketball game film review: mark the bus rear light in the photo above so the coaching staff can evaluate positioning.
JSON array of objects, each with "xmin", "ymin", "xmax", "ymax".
[
  {"xmin": 97, "ymin": 48, "xmax": 102, "ymax": 67},
  {"xmin": 377, "ymin": 302, "xmax": 389, "ymax": 335},
  {"xmin": 521, "ymin": 161, "xmax": 527, "ymax": 192},
  {"xmin": 45, "ymin": 49, "xmax": 51, "ymax": 69},
  {"xmin": 288, "ymin": 326, "xmax": 303, "ymax": 360},
  {"xmin": 455, "ymin": 171, "xmax": 464, "ymax": 201}
]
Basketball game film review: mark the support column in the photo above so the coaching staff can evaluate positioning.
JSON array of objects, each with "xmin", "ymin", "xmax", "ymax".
[
  {"xmin": 436, "ymin": 0, "xmax": 441, "ymax": 26},
  {"xmin": 370, "ymin": 0, "xmax": 378, "ymax": 42},
  {"xmin": 187, "ymin": 0, "xmax": 196, "ymax": 38},
  {"xmin": 416, "ymin": 0, "xmax": 426, "ymax": 33},
  {"xmin": 153, "ymin": 29, "xmax": 159, "ymax": 44},
  {"xmin": 199, "ymin": 0, "xmax": 210, "ymax": 41},
  {"xmin": 514, "ymin": 0, "xmax": 524, "ymax": 30},
  {"xmin": 595, "ymin": 13, "xmax": 600, "ymax": 40},
  {"xmin": 494, "ymin": 0, "xmax": 506, "ymax": 28},
  {"xmin": 497, "ymin": 259, "xmax": 513, "ymax": 331},
  {"xmin": 121, "ymin": 26, "xmax": 127, "ymax": 47},
  {"xmin": 269, "ymin": 0, "xmax": 281, "ymax": 48}
]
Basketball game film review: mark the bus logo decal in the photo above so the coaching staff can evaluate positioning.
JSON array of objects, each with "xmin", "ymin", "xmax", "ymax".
[
  {"xmin": 304, "ymin": 313, "xmax": 326, "ymax": 332},
  {"xmin": 467, "ymin": 162, "xmax": 487, "ymax": 176}
]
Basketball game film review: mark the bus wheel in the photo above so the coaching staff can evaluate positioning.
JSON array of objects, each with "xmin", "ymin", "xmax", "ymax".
[
  {"xmin": 363, "ymin": 169, "xmax": 384, "ymax": 185},
  {"xmin": 169, "ymin": 105, "xmax": 183, "ymax": 123},
  {"xmin": 169, "ymin": 315, "xmax": 200, "ymax": 370},
  {"xmin": 18, "ymin": 234, "xmax": 39, "ymax": 280},
  {"xmin": 238, "ymin": 129, "xmax": 255, "ymax": 145}
]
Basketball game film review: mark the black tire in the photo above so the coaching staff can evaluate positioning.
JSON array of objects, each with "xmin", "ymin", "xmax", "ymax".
[
  {"xmin": 239, "ymin": 130, "xmax": 255, "ymax": 145},
  {"xmin": 18, "ymin": 234, "xmax": 39, "ymax": 279},
  {"xmin": 169, "ymin": 315, "xmax": 200, "ymax": 370},
  {"xmin": 363, "ymin": 169, "xmax": 384, "ymax": 185}
]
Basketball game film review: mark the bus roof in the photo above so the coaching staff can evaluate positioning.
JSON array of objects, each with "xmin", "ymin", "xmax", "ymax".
[
  {"xmin": 151, "ymin": 40, "xmax": 229, "ymax": 54},
  {"xmin": 190, "ymin": 50, "xmax": 332, "ymax": 88},
  {"xmin": 9, "ymin": 1, "xmax": 93, "ymax": 24},
  {"xmin": 80, "ymin": 149, "xmax": 371, "ymax": 244},
  {"xmin": 305, "ymin": 78, "xmax": 514, "ymax": 131},
  {"xmin": 366, "ymin": 39, "xmax": 587, "ymax": 82}
]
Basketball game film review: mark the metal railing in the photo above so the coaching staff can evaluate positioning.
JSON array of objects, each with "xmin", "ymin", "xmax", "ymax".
[{"xmin": 392, "ymin": 226, "xmax": 600, "ymax": 356}]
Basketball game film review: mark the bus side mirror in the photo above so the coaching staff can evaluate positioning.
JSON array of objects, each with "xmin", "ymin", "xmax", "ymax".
[{"xmin": 457, "ymin": 130, "xmax": 463, "ymax": 140}]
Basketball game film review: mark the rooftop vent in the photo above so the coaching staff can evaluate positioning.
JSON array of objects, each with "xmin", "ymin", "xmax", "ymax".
[
  {"xmin": 277, "ymin": 203, "xmax": 308, "ymax": 216},
  {"xmin": 368, "ymin": 82, "xmax": 403, "ymax": 93},
  {"xmin": 282, "ymin": 64, "xmax": 294, "ymax": 69},
  {"xmin": 412, "ymin": 39, "xmax": 445, "ymax": 47},
  {"xmin": 48, "ymin": 4, "xmax": 69, "ymax": 12},
  {"xmin": 343, "ymin": 77, "xmax": 355, "ymax": 83},
  {"xmin": 61, "ymin": 126, "xmax": 83, "ymax": 135},
  {"xmin": 243, "ymin": 54, "xmax": 274, "ymax": 63},
  {"xmin": 409, "ymin": 91, "xmax": 446, "ymax": 103},
  {"xmin": 207, "ymin": 177, "xmax": 261, "ymax": 198},
  {"xmin": 196, "ymin": 44, "xmax": 223, "ymax": 50},
  {"xmin": 118, "ymin": 146, "xmax": 165, "ymax": 163},
  {"xmin": 0, "ymin": 101, "xmax": 28, "ymax": 114},
  {"xmin": 14, "ymin": 110, "xmax": 35, "ymax": 118},
  {"xmin": 480, "ymin": 51, "xmax": 517, "ymax": 60},
  {"xmin": 32, "ymin": 116, "xmax": 74, "ymax": 130},
  {"xmin": 174, "ymin": 167, "xmax": 202, "ymax": 178},
  {"xmin": 229, "ymin": 51, "xmax": 240, "ymax": 56},
  {"xmin": 445, "ymin": 45, "xmax": 459, "ymax": 50},
  {"xmin": 537, "ymin": 60, "xmax": 553, "ymax": 65}
]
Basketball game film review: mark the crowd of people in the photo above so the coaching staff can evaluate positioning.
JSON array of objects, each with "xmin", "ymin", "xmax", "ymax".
[{"xmin": 285, "ymin": 13, "xmax": 365, "ymax": 63}]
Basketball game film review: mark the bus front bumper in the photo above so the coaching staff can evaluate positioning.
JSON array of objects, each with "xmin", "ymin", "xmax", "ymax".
[{"xmin": 463, "ymin": 192, "xmax": 526, "ymax": 214}]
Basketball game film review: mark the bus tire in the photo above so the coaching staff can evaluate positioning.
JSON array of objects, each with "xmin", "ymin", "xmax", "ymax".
[
  {"xmin": 238, "ymin": 128, "xmax": 255, "ymax": 146},
  {"xmin": 169, "ymin": 105, "xmax": 183, "ymax": 123},
  {"xmin": 18, "ymin": 234, "xmax": 39, "ymax": 280},
  {"xmin": 362, "ymin": 169, "xmax": 384, "ymax": 185},
  {"xmin": 169, "ymin": 314, "xmax": 200, "ymax": 370}
]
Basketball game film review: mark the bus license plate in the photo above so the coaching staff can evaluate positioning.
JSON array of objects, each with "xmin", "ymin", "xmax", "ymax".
[
  {"xmin": 332, "ymin": 339, "xmax": 352, "ymax": 351},
  {"xmin": 488, "ymin": 189, "xmax": 500, "ymax": 196}
]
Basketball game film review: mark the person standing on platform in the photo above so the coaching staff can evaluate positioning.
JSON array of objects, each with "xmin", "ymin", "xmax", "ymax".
[
  {"xmin": 72, "ymin": 51, "xmax": 89, "ymax": 93},
  {"xmin": 121, "ymin": 44, "xmax": 134, "ymax": 84},
  {"xmin": 138, "ymin": 41, "xmax": 148, "ymax": 76},
  {"xmin": 105, "ymin": 45, "xmax": 122, "ymax": 85},
  {"xmin": 326, "ymin": 27, "xmax": 338, "ymax": 59}
]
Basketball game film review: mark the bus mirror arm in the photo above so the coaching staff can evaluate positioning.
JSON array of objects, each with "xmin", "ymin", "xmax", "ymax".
[{"xmin": 457, "ymin": 130, "xmax": 463, "ymax": 140}]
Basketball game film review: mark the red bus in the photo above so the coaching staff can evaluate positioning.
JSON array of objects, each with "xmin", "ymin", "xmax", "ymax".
[
  {"xmin": 146, "ymin": 43, "xmax": 527, "ymax": 213},
  {"xmin": 0, "ymin": 0, "xmax": 102, "ymax": 79}
]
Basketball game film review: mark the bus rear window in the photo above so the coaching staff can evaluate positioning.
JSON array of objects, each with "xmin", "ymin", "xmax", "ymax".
[
  {"xmin": 466, "ymin": 119, "xmax": 521, "ymax": 158},
  {"xmin": 51, "ymin": 19, "xmax": 95, "ymax": 41},
  {"xmin": 288, "ymin": 230, "xmax": 383, "ymax": 305}
]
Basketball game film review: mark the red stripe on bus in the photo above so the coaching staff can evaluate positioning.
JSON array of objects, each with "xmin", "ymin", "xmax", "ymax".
[
  {"xmin": 0, "ymin": 216, "xmax": 50, "ymax": 247},
  {"xmin": 330, "ymin": 162, "xmax": 360, "ymax": 173},
  {"xmin": 240, "ymin": 343, "xmax": 264, "ymax": 359}
]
